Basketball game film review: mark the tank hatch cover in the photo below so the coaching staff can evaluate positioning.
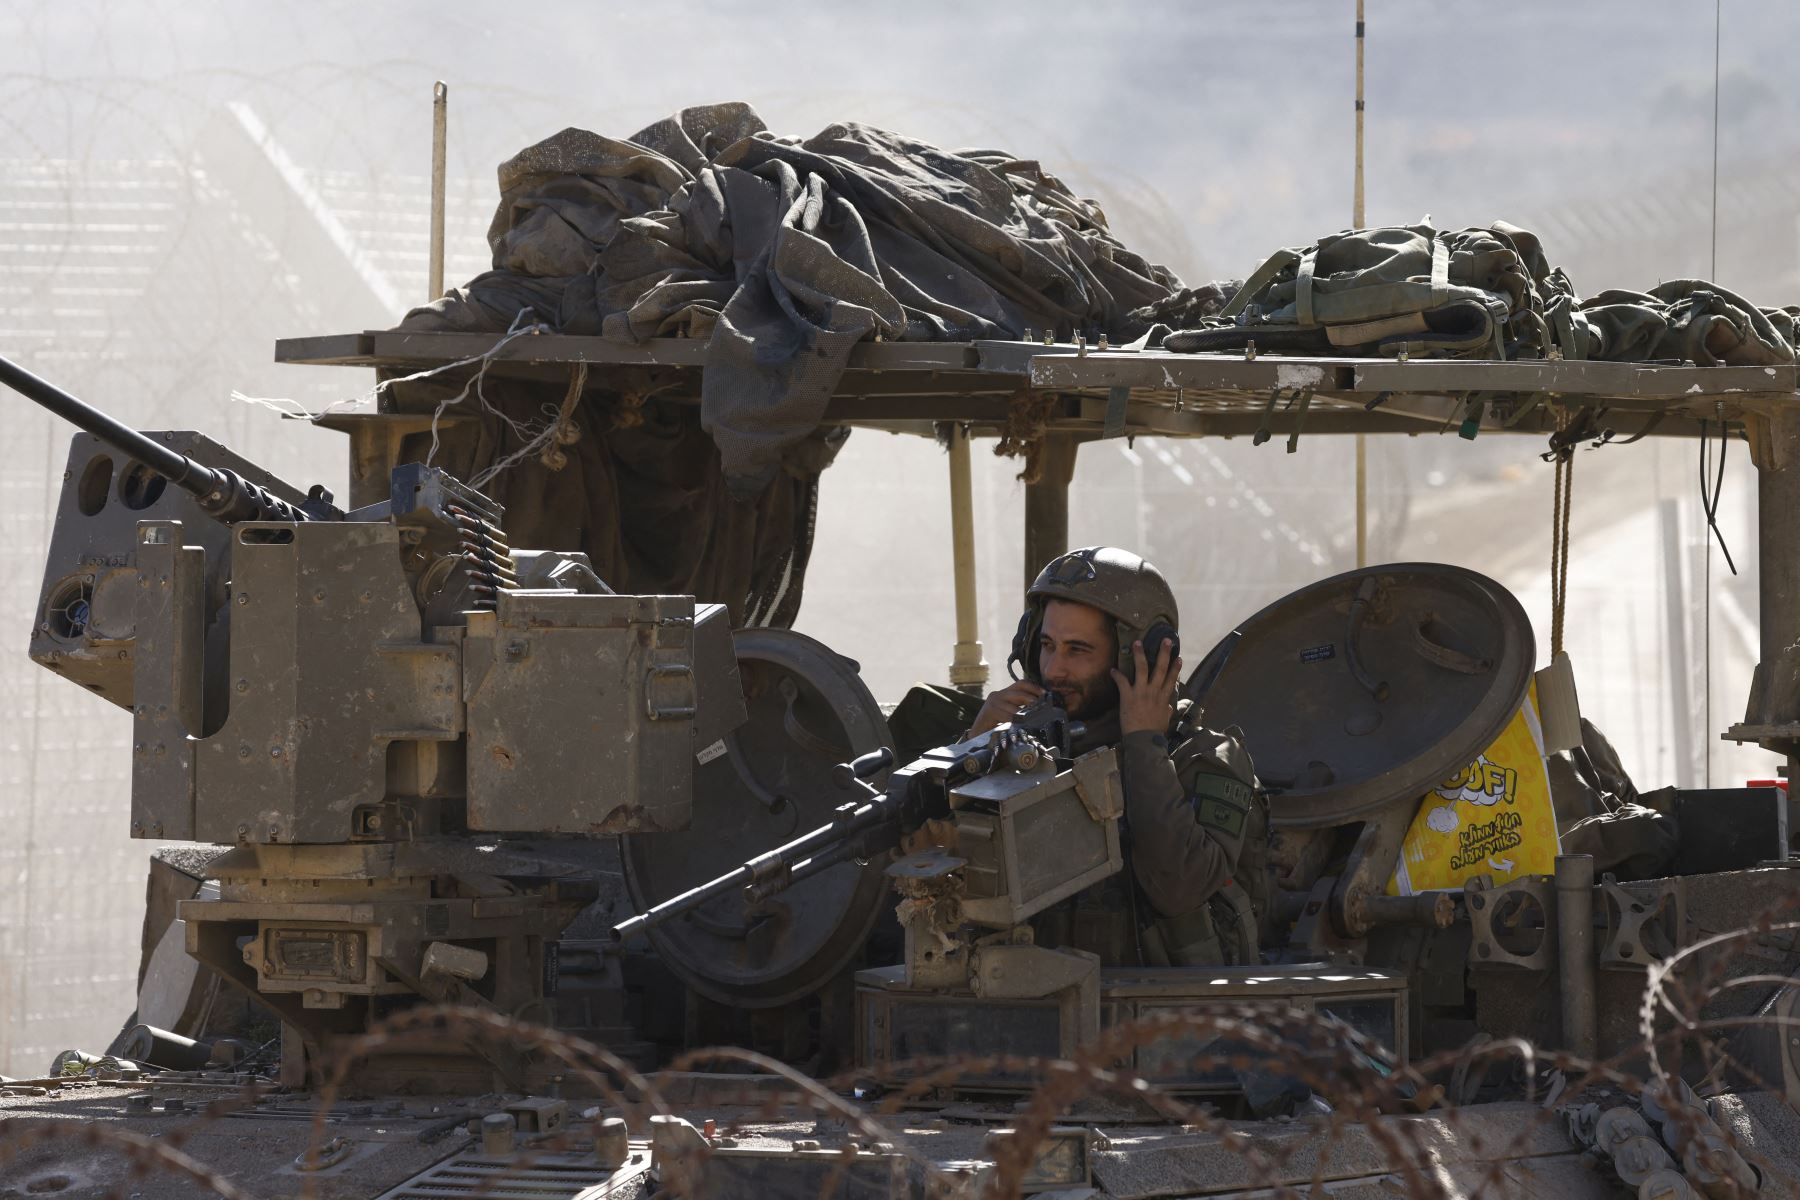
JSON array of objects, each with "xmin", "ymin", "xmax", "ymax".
[
  {"xmin": 621, "ymin": 628, "xmax": 894, "ymax": 1007},
  {"xmin": 1197, "ymin": 563, "xmax": 1534, "ymax": 830}
]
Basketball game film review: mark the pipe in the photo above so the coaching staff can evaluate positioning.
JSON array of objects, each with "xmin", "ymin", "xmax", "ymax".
[
  {"xmin": 947, "ymin": 423, "xmax": 989, "ymax": 694},
  {"xmin": 121, "ymin": 1024, "xmax": 213, "ymax": 1071},
  {"xmin": 1356, "ymin": 433, "xmax": 1368, "ymax": 568},
  {"xmin": 1659, "ymin": 498, "xmax": 1699, "ymax": 787},
  {"xmin": 429, "ymin": 81, "xmax": 448, "ymax": 301},
  {"xmin": 1360, "ymin": 891, "xmax": 1455, "ymax": 929},
  {"xmin": 1353, "ymin": 0, "xmax": 1366, "ymax": 230},
  {"xmin": 1556, "ymin": 853, "xmax": 1597, "ymax": 1058}
]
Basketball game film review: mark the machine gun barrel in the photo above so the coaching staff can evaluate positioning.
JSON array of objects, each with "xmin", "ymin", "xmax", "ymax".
[
  {"xmin": 612, "ymin": 747, "xmax": 901, "ymax": 942},
  {"xmin": 0, "ymin": 353, "xmax": 334, "ymax": 523}
]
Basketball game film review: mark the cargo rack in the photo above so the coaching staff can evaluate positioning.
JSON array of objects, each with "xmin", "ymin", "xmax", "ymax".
[{"xmin": 278, "ymin": 330, "xmax": 1796, "ymax": 442}]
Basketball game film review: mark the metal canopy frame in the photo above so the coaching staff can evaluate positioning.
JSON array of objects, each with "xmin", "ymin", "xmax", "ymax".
[
  {"xmin": 278, "ymin": 330, "xmax": 1796, "ymax": 443},
  {"xmin": 276, "ymin": 330, "xmax": 1800, "ymax": 774}
]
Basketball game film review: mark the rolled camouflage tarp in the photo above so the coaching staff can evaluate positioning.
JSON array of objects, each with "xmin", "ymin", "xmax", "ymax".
[{"xmin": 402, "ymin": 102, "xmax": 1181, "ymax": 496}]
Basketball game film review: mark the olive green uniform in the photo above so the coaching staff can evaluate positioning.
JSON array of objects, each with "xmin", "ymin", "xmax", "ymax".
[
  {"xmin": 1031, "ymin": 702, "xmax": 1269, "ymax": 967},
  {"xmin": 893, "ymin": 546, "xmax": 1272, "ymax": 968}
]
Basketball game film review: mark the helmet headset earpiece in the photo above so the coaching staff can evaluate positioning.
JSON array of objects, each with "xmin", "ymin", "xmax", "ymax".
[
  {"xmin": 1137, "ymin": 620, "xmax": 1181, "ymax": 682},
  {"xmin": 1007, "ymin": 610, "xmax": 1034, "ymax": 682}
]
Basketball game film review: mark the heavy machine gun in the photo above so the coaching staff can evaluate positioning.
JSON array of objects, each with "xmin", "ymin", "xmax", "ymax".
[{"xmin": 7, "ymin": 355, "xmax": 748, "ymax": 1087}]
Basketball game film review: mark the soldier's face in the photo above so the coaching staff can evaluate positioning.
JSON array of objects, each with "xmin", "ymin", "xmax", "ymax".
[{"xmin": 1037, "ymin": 599, "xmax": 1119, "ymax": 719}]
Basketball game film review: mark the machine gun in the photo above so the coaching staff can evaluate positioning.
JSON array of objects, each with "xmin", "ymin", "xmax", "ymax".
[
  {"xmin": 4, "ymin": 352, "xmax": 566, "ymax": 646},
  {"xmin": 7, "ymin": 355, "xmax": 747, "ymax": 1083},
  {"xmin": 612, "ymin": 691, "xmax": 1087, "ymax": 940},
  {"xmin": 616, "ymin": 692, "xmax": 1126, "ymax": 1062}
]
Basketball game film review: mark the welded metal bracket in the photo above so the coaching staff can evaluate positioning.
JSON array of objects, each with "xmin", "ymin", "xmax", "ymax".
[
  {"xmin": 1597, "ymin": 877, "xmax": 1687, "ymax": 971},
  {"xmin": 1464, "ymin": 874, "xmax": 1556, "ymax": 971}
]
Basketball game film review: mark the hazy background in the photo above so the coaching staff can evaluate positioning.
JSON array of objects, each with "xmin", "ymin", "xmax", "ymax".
[{"xmin": 1, "ymin": 0, "xmax": 1793, "ymax": 1075}]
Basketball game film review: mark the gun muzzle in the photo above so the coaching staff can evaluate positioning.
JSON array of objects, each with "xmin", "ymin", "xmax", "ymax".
[{"xmin": 0, "ymin": 353, "xmax": 333, "ymax": 523}]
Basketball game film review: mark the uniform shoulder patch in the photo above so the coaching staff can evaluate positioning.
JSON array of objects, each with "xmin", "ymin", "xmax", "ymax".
[{"xmin": 1189, "ymin": 772, "xmax": 1251, "ymax": 840}]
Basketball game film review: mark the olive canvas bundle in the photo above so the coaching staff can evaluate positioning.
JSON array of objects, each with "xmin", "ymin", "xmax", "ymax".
[{"xmin": 1159, "ymin": 220, "xmax": 1800, "ymax": 366}]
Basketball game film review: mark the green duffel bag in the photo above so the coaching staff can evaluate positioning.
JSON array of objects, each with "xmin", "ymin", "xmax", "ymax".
[
  {"xmin": 1579, "ymin": 279, "xmax": 1798, "ymax": 366},
  {"xmin": 1164, "ymin": 221, "xmax": 1583, "ymax": 360}
]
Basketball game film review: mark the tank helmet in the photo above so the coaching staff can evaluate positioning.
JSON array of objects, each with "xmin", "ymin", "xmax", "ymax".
[{"xmin": 1010, "ymin": 546, "xmax": 1179, "ymax": 681}]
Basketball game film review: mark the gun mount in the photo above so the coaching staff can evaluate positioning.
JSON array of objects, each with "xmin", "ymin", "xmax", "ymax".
[
  {"xmin": 7, "ymin": 358, "xmax": 756, "ymax": 1085},
  {"xmin": 615, "ymin": 699, "xmax": 1130, "ymax": 1070},
  {"xmin": 855, "ymin": 724, "xmax": 1125, "ymax": 1069}
]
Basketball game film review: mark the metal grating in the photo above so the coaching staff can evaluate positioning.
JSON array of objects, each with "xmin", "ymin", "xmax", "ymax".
[{"xmin": 376, "ymin": 1147, "xmax": 650, "ymax": 1199}]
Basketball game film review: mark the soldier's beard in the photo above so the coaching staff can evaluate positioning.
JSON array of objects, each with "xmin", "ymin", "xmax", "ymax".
[{"xmin": 1043, "ymin": 668, "xmax": 1119, "ymax": 721}]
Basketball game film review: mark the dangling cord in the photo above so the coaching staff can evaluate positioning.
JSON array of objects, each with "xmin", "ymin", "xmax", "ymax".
[
  {"xmin": 1699, "ymin": 411, "xmax": 1737, "ymax": 791},
  {"xmin": 1698, "ymin": 416, "xmax": 1738, "ymax": 575},
  {"xmin": 1549, "ymin": 412, "xmax": 1576, "ymax": 659}
]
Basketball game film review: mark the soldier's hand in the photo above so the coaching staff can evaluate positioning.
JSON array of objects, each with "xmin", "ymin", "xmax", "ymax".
[
  {"xmin": 968, "ymin": 680, "xmax": 1045, "ymax": 735},
  {"xmin": 1114, "ymin": 639, "xmax": 1183, "ymax": 736}
]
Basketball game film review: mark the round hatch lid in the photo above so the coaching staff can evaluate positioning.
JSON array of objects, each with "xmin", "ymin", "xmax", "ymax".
[
  {"xmin": 620, "ymin": 628, "xmax": 894, "ymax": 1008},
  {"xmin": 1197, "ymin": 563, "xmax": 1534, "ymax": 830}
]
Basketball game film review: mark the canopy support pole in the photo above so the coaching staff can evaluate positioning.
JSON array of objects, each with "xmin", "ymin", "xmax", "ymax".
[
  {"xmin": 948, "ymin": 424, "xmax": 989, "ymax": 695},
  {"xmin": 429, "ymin": 82, "xmax": 448, "ymax": 301},
  {"xmin": 1023, "ymin": 433, "xmax": 1079, "ymax": 590}
]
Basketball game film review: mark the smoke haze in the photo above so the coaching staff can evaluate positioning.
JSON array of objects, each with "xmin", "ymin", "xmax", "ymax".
[{"xmin": 1, "ymin": 0, "xmax": 1794, "ymax": 1074}]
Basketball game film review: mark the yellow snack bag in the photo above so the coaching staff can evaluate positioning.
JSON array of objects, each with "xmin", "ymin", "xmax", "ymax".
[{"xmin": 1388, "ymin": 681, "xmax": 1559, "ymax": 895}]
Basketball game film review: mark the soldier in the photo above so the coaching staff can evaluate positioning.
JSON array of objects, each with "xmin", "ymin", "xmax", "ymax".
[{"xmin": 971, "ymin": 546, "xmax": 1270, "ymax": 967}]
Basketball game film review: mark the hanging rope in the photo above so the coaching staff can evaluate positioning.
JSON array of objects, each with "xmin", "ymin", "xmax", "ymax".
[
  {"xmin": 1696, "ymin": 413, "xmax": 1737, "ymax": 793},
  {"xmin": 1698, "ymin": 416, "xmax": 1738, "ymax": 575},
  {"xmin": 1549, "ymin": 411, "xmax": 1576, "ymax": 659},
  {"xmin": 539, "ymin": 359, "xmax": 589, "ymax": 472}
]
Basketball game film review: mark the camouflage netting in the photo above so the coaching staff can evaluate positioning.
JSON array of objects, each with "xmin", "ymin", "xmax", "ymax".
[{"xmin": 1151, "ymin": 221, "xmax": 1800, "ymax": 365}]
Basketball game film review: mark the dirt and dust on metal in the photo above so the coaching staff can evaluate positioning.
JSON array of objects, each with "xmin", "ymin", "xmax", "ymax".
[{"xmin": 9, "ymin": 92, "xmax": 1800, "ymax": 1200}]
